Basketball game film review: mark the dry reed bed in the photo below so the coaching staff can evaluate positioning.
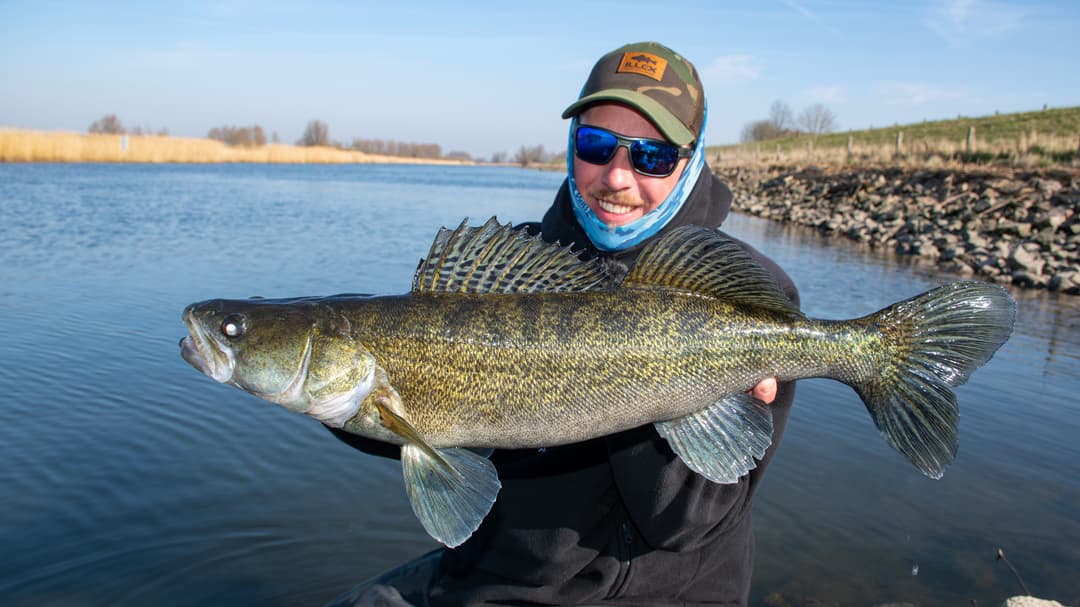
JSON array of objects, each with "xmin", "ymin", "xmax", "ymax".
[{"xmin": 0, "ymin": 129, "xmax": 468, "ymax": 165}]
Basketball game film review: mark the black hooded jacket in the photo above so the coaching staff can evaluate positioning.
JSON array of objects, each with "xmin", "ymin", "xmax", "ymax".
[{"xmin": 331, "ymin": 168, "xmax": 799, "ymax": 606}]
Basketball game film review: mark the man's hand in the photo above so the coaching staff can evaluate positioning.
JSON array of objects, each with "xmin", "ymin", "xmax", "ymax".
[{"xmin": 750, "ymin": 378, "xmax": 778, "ymax": 405}]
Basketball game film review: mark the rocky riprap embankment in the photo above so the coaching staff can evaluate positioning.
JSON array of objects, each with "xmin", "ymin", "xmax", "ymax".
[{"xmin": 716, "ymin": 165, "xmax": 1080, "ymax": 294}]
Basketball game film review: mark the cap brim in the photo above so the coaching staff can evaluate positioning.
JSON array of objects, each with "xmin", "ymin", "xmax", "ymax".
[{"xmin": 562, "ymin": 90, "xmax": 695, "ymax": 146}]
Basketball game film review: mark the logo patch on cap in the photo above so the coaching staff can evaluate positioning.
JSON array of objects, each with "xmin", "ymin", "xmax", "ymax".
[{"xmin": 617, "ymin": 52, "xmax": 667, "ymax": 81}]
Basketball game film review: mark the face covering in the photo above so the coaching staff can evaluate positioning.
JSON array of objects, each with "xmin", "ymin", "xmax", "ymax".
[{"xmin": 566, "ymin": 104, "xmax": 708, "ymax": 252}]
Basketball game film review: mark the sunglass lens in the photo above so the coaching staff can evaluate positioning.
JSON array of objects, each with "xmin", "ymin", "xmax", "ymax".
[
  {"xmin": 630, "ymin": 140, "xmax": 679, "ymax": 177},
  {"xmin": 575, "ymin": 127, "xmax": 617, "ymax": 165}
]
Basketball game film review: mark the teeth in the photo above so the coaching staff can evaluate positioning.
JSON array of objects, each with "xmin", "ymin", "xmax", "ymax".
[{"xmin": 598, "ymin": 200, "xmax": 635, "ymax": 215}]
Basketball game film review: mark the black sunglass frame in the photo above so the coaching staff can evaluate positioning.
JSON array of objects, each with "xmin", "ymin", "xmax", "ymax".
[{"xmin": 573, "ymin": 125, "xmax": 693, "ymax": 177}]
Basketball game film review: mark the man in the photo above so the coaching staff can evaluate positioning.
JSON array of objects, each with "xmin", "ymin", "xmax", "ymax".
[{"xmin": 328, "ymin": 41, "xmax": 798, "ymax": 606}]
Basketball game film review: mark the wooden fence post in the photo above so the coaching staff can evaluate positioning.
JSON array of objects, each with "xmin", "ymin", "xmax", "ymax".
[
  {"xmin": 895, "ymin": 131, "xmax": 904, "ymax": 155},
  {"xmin": 966, "ymin": 126, "xmax": 976, "ymax": 154}
]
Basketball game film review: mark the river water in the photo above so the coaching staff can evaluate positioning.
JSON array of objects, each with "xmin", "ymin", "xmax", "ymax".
[{"xmin": 0, "ymin": 163, "xmax": 1076, "ymax": 606}]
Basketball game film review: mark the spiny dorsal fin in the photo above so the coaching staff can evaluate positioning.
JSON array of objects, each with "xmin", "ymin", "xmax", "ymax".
[
  {"xmin": 412, "ymin": 217, "xmax": 610, "ymax": 295},
  {"xmin": 623, "ymin": 225, "xmax": 801, "ymax": 317}
]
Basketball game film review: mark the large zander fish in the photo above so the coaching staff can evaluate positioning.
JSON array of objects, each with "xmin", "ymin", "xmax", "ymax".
[{"xmin": 180, "ymin": 218, "xmax": 1015, "ymax": 547}]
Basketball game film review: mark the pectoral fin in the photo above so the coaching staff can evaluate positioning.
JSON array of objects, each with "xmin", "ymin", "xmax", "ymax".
[
  {"xmin": 375, "ymin": 402, "xmax": 501, "ymax": 548},
  {"xmin": 654, "ymin": 393, "xmax": 774, "ymax": 483}
]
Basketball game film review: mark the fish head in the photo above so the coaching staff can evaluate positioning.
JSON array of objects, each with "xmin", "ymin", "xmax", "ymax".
[{"xmin": 181, "ymin": 298, "xmax": 377, "ymax": 426}]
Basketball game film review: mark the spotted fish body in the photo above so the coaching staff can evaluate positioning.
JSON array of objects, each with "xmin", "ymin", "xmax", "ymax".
[
  {"xmin": 340, "ymin": 289, "xmax": 879, "ymax": 447},
  {"xmin": 180, "ymin": 218, "xmax": 1015, "ymax": 547}
]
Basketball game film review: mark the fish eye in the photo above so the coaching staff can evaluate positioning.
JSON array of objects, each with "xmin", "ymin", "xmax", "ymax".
[{"xmin": 220, "ymin": 314, "xmax": 247, "ymax": 339}]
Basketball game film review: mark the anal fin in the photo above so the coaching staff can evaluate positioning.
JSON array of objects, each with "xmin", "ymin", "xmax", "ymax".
[{"xmin": 655, "ymin": 393, "xmax": 774, "ymax": 483}]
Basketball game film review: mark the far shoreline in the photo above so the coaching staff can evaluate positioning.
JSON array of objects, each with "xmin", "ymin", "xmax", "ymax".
[{"xmin": 0, "ymin": 128, "xmax": 476, "ymax": 166}]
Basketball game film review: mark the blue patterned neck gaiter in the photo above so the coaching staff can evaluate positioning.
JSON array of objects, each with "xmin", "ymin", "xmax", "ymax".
[{"xmin": 567, "ymin": 104, "xmax": 708, "ymax": 252}]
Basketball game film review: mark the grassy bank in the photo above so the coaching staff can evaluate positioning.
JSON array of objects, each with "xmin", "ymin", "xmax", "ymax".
[
  {"xmin": 710, "ymin": 105, "xmax": 1080, "ymax": 167},
  {"xmin": 0, "ymin": 129, "xmax": 470, "ymax": 165}
]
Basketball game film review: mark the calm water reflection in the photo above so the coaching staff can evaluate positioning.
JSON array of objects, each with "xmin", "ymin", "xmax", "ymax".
[{"xmin": 0, "ymin": 163, "xmax": 1076, "ymax": 606}]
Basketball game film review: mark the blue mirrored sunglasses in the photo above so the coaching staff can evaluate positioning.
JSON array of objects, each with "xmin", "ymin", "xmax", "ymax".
[{"xmin": 574, "ymin": 125, "xmax": 692, "ymax": 178}]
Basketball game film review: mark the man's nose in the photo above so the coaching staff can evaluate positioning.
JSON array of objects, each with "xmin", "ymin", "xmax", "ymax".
[{"xmin": 601, "ymin": 147, "xmax": 636, "ymax": 190}]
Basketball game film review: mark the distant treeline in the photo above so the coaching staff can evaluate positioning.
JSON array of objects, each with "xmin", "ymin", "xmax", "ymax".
[
  {"xmin": 89, "ymin": 113, "xmax": 168, "ymax": 137},
  {"xmin": 208, "ymin": 125, "xmax": 276, "ymax": 147},
  {"xmin": 350, "ymin": 138, "xmax": 443, "ymax": 159},
  {"xmin": 740, "ymin": 100, "xmax": 838, "ymax": 142},
  {"xmin": 81, "ymin": 114, "xmax": 557, "ymax": 163}
]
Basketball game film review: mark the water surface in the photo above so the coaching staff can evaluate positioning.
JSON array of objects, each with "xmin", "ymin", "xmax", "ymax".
[{"xmin": 1, "ymin": 163, "xmax": 1076, "ymax": 606}]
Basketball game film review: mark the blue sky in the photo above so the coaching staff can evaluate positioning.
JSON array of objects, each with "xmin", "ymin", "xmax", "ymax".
[{"xmin": 3, "ymin": 0, "xmax": 1077, "ymax": 159}]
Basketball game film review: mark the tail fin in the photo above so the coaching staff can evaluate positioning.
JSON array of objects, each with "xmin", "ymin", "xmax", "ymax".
[{"xmin": 855, "ymin": 281, "xmax": 1015, "ymax": 479}]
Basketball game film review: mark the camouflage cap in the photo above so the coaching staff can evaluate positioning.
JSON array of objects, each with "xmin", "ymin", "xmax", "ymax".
[{"xmin": 562, "ymin": 41, "xmax": 705, "ymax": 146}]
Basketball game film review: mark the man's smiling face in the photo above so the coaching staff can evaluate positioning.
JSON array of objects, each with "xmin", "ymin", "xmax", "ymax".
[{"xmin": 572, "ymin": 103, "xmax": 688, "ymax": 227}]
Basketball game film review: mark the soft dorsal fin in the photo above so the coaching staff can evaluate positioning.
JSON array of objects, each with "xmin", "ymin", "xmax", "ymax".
[
  {"xmin": 412, "ymin": 217, "xmax": 610, "ymax": 295},
  {"xmin": 622, "ymin": 226, "xmax": 801, "ymax": 317}
]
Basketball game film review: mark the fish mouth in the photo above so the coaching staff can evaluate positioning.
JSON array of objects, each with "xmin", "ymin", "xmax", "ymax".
[{"xmin": 180, "ymin": 306, "xmax": 234, "ymax": 383}]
